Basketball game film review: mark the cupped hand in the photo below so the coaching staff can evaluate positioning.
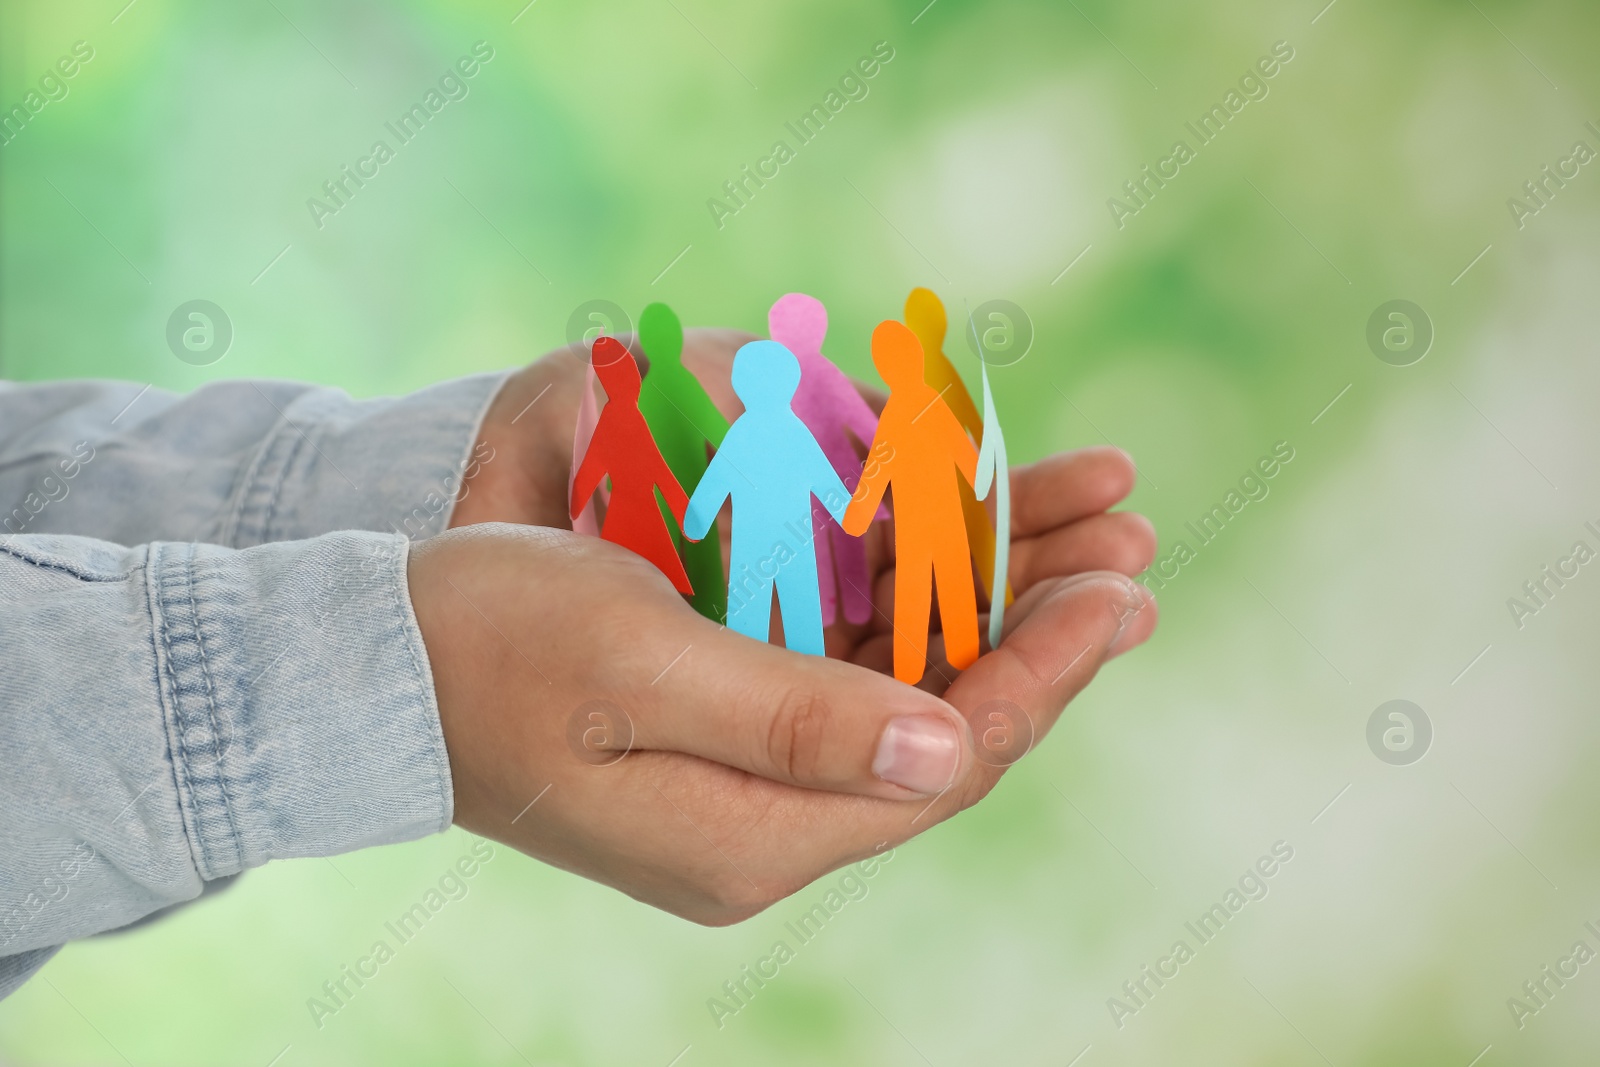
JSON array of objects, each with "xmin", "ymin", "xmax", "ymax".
[{"xmin": 428, "ymin": 329, "xmax": 1158, "ymax": 921}]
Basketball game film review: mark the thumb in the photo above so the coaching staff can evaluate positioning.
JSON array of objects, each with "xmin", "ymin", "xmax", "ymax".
[{"xmin": 628, "ymin": 627, "xmax": 977, "ymax": 801}]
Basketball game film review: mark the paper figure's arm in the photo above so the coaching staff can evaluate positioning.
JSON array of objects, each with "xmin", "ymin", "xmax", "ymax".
[
  {"xmin": 977, "ymin": 366, "xmax": 1012, "ymax": 648},
  {"xmin": 650, "ymin": 443, "xmax": 691, "ymax": 526},
  {"xmin": 674, "ymin": 372, "xmax": 731, "ymax": 450},
  {"xmin": 807, "ymin": 439, "xmax": 851, "ymax": 527},
  {"xmin": 974, "ymin": 432, "xmax": 995, "ymax": 500},
  {"xmin": 571, "ymin": 432, "xmax": 610, "ymax": 520},
  {"xmin": 822, "ymin": 371, "xmax": 891, "ymax": 520},
  {"xmin": 938, "ymin": 404, "xmax": 980, "ymax": 490},
  {"xmin": 682, "ymin": 452, "xmax": 733, "ymax": 541},
  {"xmin": 841, "ymin": 432, "xmax": 893, "ymax": 536},
  {"xmin": 974, "ymin": 365, "xmax": 999, "ymax": 499}
]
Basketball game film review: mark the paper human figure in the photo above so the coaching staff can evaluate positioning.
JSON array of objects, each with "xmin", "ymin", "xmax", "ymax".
[
  {"xmin": 683, "ymin": 341, "xmax": 849, "ymax": 657},
  {"xmin": 636, "ymin": 302, "xmax": 731, "ymax": 621},
  {"xmin": 965, "ymin": 306, "xmax": 1012, "ymax": 650},
  {"xmin": 571, "ymin": 337, "xmax": 693, "ymax": 593},
  {"xmin": 569, "ymin": 359, "xmax": 606, "ymax": 536},
  {"xmin": 842, "ymin": 321, "xmax": 980, "ymax": 684},
  {"xmin": 767, "ymin": 292, "xmax": 883, "ymax": 627},
  {"xmin": 903, "ymin": 287, "xmax": 1011, "ymax": 608}
]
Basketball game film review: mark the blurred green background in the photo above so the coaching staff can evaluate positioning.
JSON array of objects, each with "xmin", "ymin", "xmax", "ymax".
[{"xmin": 4, "ymin": 0, "xmax": 1600, "ymax": 1063}]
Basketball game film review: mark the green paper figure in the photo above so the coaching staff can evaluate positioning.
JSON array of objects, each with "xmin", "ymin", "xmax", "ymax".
[{"xmin": 637, "ymin": 302, "xmax": 731, "ymax": 622}]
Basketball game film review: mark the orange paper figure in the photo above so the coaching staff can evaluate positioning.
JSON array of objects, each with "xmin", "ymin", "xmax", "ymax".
[
  {"xmin": 903, "ymin": 287, "xmax": 1010, "ymax": 607},
  {"xmin": 843, "ymin": 321, "xmax": 980, "ymax": 684},
  {"xmin": 570, "ymin": 337, "xmax": 693, "ymax": 593}
]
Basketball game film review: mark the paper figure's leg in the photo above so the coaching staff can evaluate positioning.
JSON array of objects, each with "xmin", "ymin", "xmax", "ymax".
[
  {"xmin": 811, "ymin": 497, "xmax": 839, "ymax": 628},
  {"xmin": 604, "ymin": 498, "xmax": 693, "ymax": 594},
  {"xmin": 988, "ymin": 452, "xmax": 1011, "ymax": 650},
  {"xmin": 831, "ymin": 522, "xmax": 874, "ymax": 625},
  {"xmin": 726, "ymin": 559, "xmax": 774, "ymax": 646},
  {"xmin": 683, "ymin": 532, "xmax": 727, "ymax": 623},
  {"xmin": 932, "ymin": 538, "xmax": 980, "ymax": 671},
  {"xmin": 650, "ymin": 479, "xmax": 688, "ymax": 557},
  {"xmin": 892, "ymin": 546, "xmax": 934, "ymax": 685},
  {"xmin": 775, "ymin": 551, "xmax": 826, "ymax": 657}
]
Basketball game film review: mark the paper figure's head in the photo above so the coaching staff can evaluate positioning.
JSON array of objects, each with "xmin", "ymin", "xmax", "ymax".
[
  {"xmin": 903, "ymin": 287, "xmax": 946, "ymax": 360},
  {"xmin": 639, "ymin": 302, "xmax": 684, "ymax": 369},
  {"xmin": 871, "ymin": 320, "xmax": 926, "ymax": 391},
  {"xmin": 767, "ymin": 292, "xmax": 827, "ymax": 355},
  {"xmin": 593, "ymin": 337, "xmax": 642, "ymax": 400},
  {"xmin": 731, "ymin": 340, "xmax": 801, "ymax": 411}
]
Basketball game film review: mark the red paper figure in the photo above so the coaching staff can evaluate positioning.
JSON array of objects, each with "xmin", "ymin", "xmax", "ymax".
[{"xmin": 571, "ymin": 337, "xmax": 693, "ymax": 593}]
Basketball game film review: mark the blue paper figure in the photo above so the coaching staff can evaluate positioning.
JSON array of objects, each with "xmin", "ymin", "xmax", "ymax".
[{"xmin": 683, "ymin": 340, "xmax": 849, "ymax": 656}]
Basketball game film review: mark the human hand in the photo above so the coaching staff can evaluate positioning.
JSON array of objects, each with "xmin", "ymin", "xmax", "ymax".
[
  {"xmin": 409, "ymin": 515, "xmax": 1155, "ymax": 924},
  {"xmin": 430, "ymin": 330, "xmax": 1157, "ymax": 919}
]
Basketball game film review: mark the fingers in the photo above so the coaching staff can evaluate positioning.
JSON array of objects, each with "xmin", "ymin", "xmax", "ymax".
[
  {"xmin": 630, "ymin": 629, "xmax": 976, "ymax": 801},
  {"xmin": 1009, "ymin": 447, "xmax": 1137, "ymax": 537},
  {"xmin": 939, "ymin": 572, "xmax": 1158, "ymax": 808},
  {"xmin": 678, "ymin": 573, "xmax": 1160, "ymax": 921},
  {"xmin": 518, "ymin": 745, "xmax": 908, "ymax": 925},
  {"xmin": 1009, "ymin": 510, "xmax": 1157, "ymax": 590}
]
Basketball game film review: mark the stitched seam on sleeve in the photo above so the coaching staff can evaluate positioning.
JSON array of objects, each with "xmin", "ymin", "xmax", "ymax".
[
  {"xmin": 258, "ymin": 425, "xmax": 310, "ymax": 546},
  {"xmin": 218, "ymin": 407, "xmax": 290, "ymax": 548},
  {"xmin": 149, "ymin": 543, "xmax": 211, "ymax": 880},
  {"xmin": 184, "ymin": 547, "xmax": 243, "ymax": 856},
  {"xmin": 0, "ymin": 542, "xmax": 135, "ymax": 583}
]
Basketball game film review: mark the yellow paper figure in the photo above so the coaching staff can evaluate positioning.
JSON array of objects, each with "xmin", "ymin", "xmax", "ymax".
[{"xmin": 903, "ymin": 287, "xmax": 1012, "ymax": 607}]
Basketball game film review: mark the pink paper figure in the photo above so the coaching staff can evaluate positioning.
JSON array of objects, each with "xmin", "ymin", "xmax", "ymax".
[
  {"xmin": 768, "ymin": 293, "xmax": 884, "ymax": 627},
  {"xmin": 569, "ymin": 360, "xmax": 608, "ymax": 535}
]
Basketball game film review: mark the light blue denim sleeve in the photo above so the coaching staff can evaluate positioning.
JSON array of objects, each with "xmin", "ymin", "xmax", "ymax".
[
  {"xmin": 0, "ymin": 529, "xmax": 450, "ymax": 998},
  {"xmin": 0, "ymin": 371, "xmax": 509, "ymax": 998},
  {"xmin": 0, "ymin": 373, "xmax": 507, "ymax": 547}
]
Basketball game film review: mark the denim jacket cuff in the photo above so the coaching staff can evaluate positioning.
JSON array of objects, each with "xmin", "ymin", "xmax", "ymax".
[
  {"xmin": 146, "ymin": 532, "xmax": 451, "ymax": 880},
  {"xmin": 222, "ymin": 372, "xmax": 508, "ymax": 548}
]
